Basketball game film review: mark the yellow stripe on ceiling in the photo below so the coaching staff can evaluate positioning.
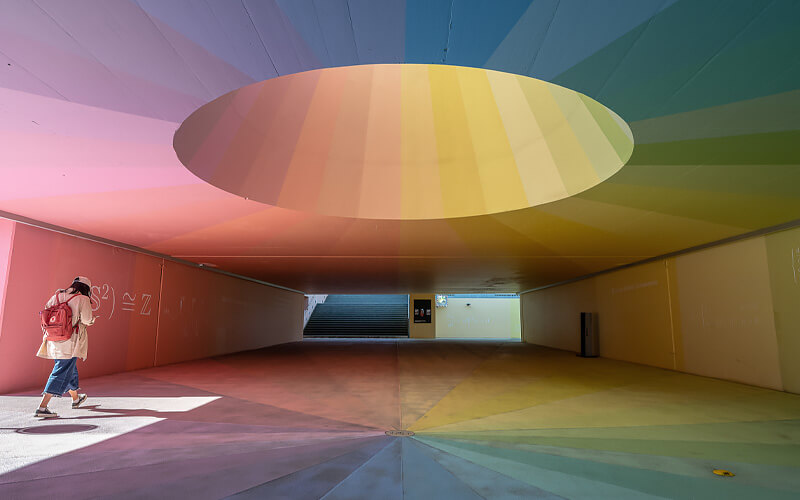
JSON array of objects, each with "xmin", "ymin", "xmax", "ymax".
[
  {"xmin": 429, "ymin": 64, "xmax": 486, "ymax": 218},
  {"xmin": 519, "ymin": 80, "xmax": 599, "ymax": 195},
  {"xmin": 401, "ymin": 65, "xmax": 443, "ymax": 220},
  {"xmin": 458, "ymin": 67, "xmax": 528, "ymax": 214},
  {"xmin": 488, "ymin": 72, "xmax": 569, "ymax": 205}
]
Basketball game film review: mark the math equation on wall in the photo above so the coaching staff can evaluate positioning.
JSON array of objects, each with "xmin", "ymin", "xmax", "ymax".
[
  {"xmin": 793, "ymin": 247, "xmax": 800, "ymax": 285},
  {"xmin": 90, "ymin": 283, "xmax": 155, "ymax": 320}
]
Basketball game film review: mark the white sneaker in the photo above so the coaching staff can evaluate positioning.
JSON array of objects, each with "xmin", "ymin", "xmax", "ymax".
[
  {"xmin": 72, "ymin": 394, "xmax": 88, "ymax": 409},
  {"xmin": 35, "ymin": 407, "xmax": 58, "ymax": 418}
]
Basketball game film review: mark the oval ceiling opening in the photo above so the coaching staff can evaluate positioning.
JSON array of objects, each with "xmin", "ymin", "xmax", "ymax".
[{"xmin": 175, "ymin": 64, "xmax": 633, "ymax": 220}]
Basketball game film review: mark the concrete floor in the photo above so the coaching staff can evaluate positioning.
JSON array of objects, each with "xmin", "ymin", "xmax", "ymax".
[{"xmin": 2, "ymin": 339, "xmax": 800, "ymax": 499}]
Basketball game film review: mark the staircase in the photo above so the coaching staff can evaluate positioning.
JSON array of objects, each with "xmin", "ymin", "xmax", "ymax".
[{"xmin": 303, "ymin": 295, "xmax": 409, "ymax": 337}]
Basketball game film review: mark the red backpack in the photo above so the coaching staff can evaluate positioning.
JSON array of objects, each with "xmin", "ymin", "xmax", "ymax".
[{"xmin": 40, "ymin": 292, "xmax": 79, "ymax": 342}]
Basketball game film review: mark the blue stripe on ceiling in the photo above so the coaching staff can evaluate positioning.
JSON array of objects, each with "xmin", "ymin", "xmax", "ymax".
[
  {"xmin": 483, "ymin": 0, "xmax": 559, "ymax": 76},
  {"xmin": 404, "ymin": 0, "xmax": 452, "ymax": 63},
  {"xmin": 274, "ymin": 0, "xmax": 333, "ymax": 66},
  {"xmin": 309, "ymin": 0, "xmax": 361, "ymax": 67},
  {"xmin": 530, "ymin": 0, "xmax": 674, "ymax": 81},
  {"xmin": 442, "ymin": 0, "xmax": 535, "ymax": 68},
  {"xmin": 347, "ymin": 0, "xmax": 406, "ymax": 63},
  {"xmin": 138, "ymin": 0, "xmax": 799, "ymax": 125},
  {"xmin": 241, "ymin": 0, "xmax": 320, "ymax": 75},
  {"xmin": 138, "ymin": 0, "xmax": 278, "ymax": 81}
]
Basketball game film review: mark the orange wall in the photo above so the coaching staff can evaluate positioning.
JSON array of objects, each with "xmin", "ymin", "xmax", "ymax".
[
  {"xmin": 0, "ymin": 221, "xmax": 303, "ymax": 394},
  {"xmin": 522, "ymin": 226, "xmax": 800, "ymax": 393}
]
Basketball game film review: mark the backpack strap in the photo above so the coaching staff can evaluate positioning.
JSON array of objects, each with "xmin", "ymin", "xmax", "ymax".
[
  {"xmin": 53, "ymin": 289, "xmax": 78, "ymax": 306},
  {"xmin": 66, "ymin": 294, "xmax": 81, "ymax": 329}
]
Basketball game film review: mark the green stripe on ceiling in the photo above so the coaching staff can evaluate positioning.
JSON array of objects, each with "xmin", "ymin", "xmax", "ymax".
[
  {"xmin": 595, "ymin": 0, "xmax": 770, "ymax": 121},
  {"xmin": 577, "ymin": 165, "xmax": 800, "ymax": 229},
  {"xmin": 645, "ymin": 0, "xmax": 800, "ymax": 120},
  {"xmin": 580, "ymin": 94, "xmax": 634, "ymax": 163},
  {"xmin": 629, "ymin": 90, "xmax": 800, "ymax": 145},
  {"xmin": 599, "ymin": 164, "xmax": 800, "ymax": 200},
  {"xmin": 626, "ymin": 131, "xmax": 800, "ymax": 166}
]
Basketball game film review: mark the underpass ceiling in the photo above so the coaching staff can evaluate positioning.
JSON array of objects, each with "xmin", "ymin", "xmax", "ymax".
[{"xmin": 1, "ymin": 0, "xmax": 798, "ymax": 293}]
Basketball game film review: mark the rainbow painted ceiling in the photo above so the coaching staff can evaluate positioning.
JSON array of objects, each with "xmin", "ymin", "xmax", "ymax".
[
  {"xmin": 1, "ymin": 0, "xmax": 799, "ymax": 292},
  {"xmin": 175, "ymin": 64, "xmax": 632, "ymax": 219}
]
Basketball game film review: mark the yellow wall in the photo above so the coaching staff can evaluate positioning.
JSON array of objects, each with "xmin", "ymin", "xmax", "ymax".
[
  {"xmin": 435, "ymin": 297, "xmax": 520, "ymax": 339},
  {"xmin": 595, "ymin": 261, "xmax": 676, "ymax": 369},
  {"xmin": 522, "ymin": 225, "xmax": 800, "ymax": 393},
  {"xmin": 765, "ymin": 227, "xmax": 800, "ymax": 393},
  {"xmin": 409, "ymin": 293, "xmax": 435, "ymax": 339},
  {"xmin": 674, "ymin": 238, "xmax": 782, "ymax": 389},
  {"xmin": 521, "ymin": 279, "xmax": 593, "ymax": 352}
]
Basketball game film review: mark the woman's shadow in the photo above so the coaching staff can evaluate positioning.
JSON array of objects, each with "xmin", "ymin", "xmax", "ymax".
[{"xmin": 49, "ymin": 404, "xmax": 194, "ymax": 420}]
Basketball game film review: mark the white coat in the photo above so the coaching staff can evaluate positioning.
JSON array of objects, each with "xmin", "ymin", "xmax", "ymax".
[{"xmin": 36, "ymin": 290, "xmax": 95, "ymax": 361}]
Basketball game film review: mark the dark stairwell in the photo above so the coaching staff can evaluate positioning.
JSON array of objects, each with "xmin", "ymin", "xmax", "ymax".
[{"xmin": 304, "ymin": 295, "xmax": 409, "ymax": 337}]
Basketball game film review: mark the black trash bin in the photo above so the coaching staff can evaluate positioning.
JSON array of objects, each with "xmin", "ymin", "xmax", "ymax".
[{"xmin": 579, "ymin": 312, "xmax": 598, "ymax": 358}]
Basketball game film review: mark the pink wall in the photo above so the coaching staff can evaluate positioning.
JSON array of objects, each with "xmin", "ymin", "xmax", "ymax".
[
  {"xmin": 0, "ymin": 221, "xmax": 303, "ymax": 394},
  {"xmin": 0, "ymin": 219, "xmax": 14, "ymax": 339}
]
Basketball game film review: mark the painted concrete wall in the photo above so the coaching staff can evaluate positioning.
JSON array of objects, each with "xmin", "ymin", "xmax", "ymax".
[
  {"xmin": 409, "ymin": 294, "xmax": 435, "ymax": 339},
  {"xmin": 0, "ymin": 221, "xmax": 304, "ymax": 394},
  {"xmin": 0, "ymin": 219, "xmax": 14, "ymax": 344},
  {"xmin": 522, "ymin": 226, "xmax": 800, "ymax": 393},
  {"xmin": 435, "ymin": 297, "xmax": 520, "ymax": 339},
  {"xmin": 675, "ymin": 238, "xmax": 782, "ymax": 389},
  {"xmin": 155, "ymin": 260, "xmax": 303, "ymax": 366},
  {"xmin": 521, "ymin": 278, "xmax": 593, "ymax": 352},
  {"xmin": 765, "ymin": 228, "xmax": 800, "ymax": 394},
  {"xmin": 595, "ymin": 261, "xmax": 676, "ymax": 370}
]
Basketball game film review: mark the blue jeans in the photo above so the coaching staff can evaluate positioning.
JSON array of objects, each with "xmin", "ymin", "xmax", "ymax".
[{"xmin": 43, "ymin": 357, "xmax": 79, "ymax": 396}]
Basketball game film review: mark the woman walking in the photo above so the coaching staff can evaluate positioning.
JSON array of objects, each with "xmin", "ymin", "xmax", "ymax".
[{"xmin": 35, "ymin": 276, "xmax": 96, "ymax": 418}]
